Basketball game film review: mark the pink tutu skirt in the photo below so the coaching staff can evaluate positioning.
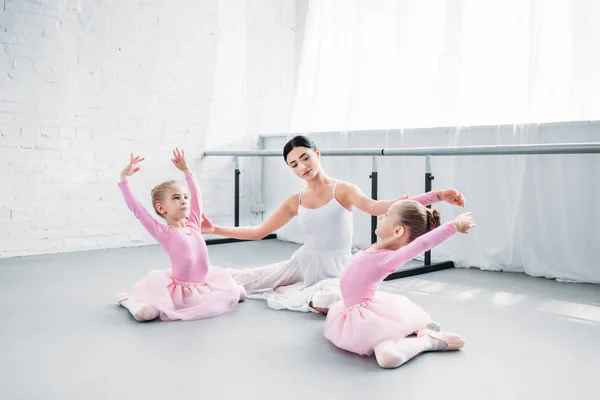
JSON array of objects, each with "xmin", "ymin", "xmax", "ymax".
[
  {"xmin": 128, "ymin": 267, "xmax": 245, "ymax": 321},
  {"xmin": 323, "ymin": 291, "xmax": 431, "ymax": 356}
]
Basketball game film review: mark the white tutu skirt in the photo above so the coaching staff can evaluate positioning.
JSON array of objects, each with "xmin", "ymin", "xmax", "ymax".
[{"xmin": 228, "ymin": 245, "xmax": 351, "ymax": 312}]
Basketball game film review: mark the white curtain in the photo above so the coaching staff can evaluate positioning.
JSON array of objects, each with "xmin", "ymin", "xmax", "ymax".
[
  {"xmin": 291, "ymin": 0, "xmax": 600, "ymax": 131},
  {"xmin": 283, "ymin": 0, "xmax": 600, "ymax": 283}
]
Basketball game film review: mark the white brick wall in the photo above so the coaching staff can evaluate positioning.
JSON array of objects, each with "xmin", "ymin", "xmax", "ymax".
[{"xmin": 0, "ymin": 0, "xmax": 298, "ymax": 258}]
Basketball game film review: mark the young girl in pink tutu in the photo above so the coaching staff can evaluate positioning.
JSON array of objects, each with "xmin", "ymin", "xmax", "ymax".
[
  {"xmin": 116, "ymin": 149, "xmax": 246, "ymax": 322},
  {"xmin": 323, "ymin": 192, "xmax": 476, "ymax": 368}
]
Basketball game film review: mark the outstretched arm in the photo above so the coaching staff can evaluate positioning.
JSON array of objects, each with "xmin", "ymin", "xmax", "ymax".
[
  {"xmin": 409, "ymin": 191, "xmax": 440, "ymax": 207},
  {"xmin": 211, "ymin": 194, "xmax": 298, "ymax": 240},
  {"xmin": 345, "ymin": 184, "xmax": 465, "ymax": 216},
  {"xmin": 119, "ymin": 154, "xmax": 168, "ymax": 242},
  {"xmin": 345, "ymin": 183, "xmax": 409, "ymax": 216},
  {"xmin": 376, "ymin": 213, "xmax": 475, "ymax": 273},
  {"xmin": 376, "ymin": 223, "xmax": 457, "ymax": 273},
  {"xmin": 411, "ymin": 189, "xmax": 466, "ymax": 207}
]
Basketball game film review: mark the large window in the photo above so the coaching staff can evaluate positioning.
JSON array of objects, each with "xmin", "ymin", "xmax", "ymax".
[{"xmin": 291, "ymin": 0, "xmax": 600, "ymax": 133}]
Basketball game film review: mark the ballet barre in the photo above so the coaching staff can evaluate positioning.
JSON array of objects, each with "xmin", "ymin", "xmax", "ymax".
[{"xmin": 202, "ymin": 142, "xmax": 600, "ymax": 280}]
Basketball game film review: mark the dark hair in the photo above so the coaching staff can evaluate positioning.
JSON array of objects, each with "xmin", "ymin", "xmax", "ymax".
[
  {"xmin": 283, "ymin": 135, "xmax": 317, "ymax": 163},
  {"xmin": 395, "ymin": 201, "xmax": 441, "ymax": 243}
]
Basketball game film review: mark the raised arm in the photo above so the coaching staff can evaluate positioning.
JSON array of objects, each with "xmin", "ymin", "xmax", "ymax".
[
  {"xmin": 171, "ymin": 148, "xmax": 203, "ymax": 225},
  {"xmin": 185, "ymin": 171, "xmax": 202, "ymax": 221},
  {"xmin": 212, "ymin": 194, "xmax": 298, "ymax": 240},
  {"xmin": 119, "ymin": 154, "xmax": 168, "ymax": 242}
]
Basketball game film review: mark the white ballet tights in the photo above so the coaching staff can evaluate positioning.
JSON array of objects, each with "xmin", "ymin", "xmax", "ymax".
[
  {"xmin": 374, "ymin": 336, "xmax": 435, "ymax": 369},
  {"xmin": 118, "ymin": 295, "xmax": 159, "ymax": 322}
]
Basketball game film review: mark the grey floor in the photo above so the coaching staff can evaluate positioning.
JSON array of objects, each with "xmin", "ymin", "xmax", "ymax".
[{"xmin": 1, "ymin": 240, "xmax": 599, "ymax": 400}]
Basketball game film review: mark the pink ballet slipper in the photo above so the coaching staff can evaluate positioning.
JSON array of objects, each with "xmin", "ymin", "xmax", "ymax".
[
  {"xmin": 423, "ymin": 329, "xmax": 465, "ymax": 351},
  {"xmin": 415, "ymin": 321, "xmax": 442, "ymax": 337}
]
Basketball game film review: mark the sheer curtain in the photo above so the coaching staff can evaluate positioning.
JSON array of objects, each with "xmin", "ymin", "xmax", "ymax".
[
  {"xmin": 292, "ymin": 0, "xmax": 600, "ymax": 131},
  {"xmin": 284, "ymin": 0, "xmax": 600, "ymax": 283}
]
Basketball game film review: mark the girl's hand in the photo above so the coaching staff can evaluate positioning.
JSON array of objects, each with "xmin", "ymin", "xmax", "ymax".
[
  {"xmin": 120, "ymin": 153, "xmax": 145, "ymax": 180},
  {"xmin": 171, "ymin": 148, "xmax": 189, "ymax": 172},
  {"xmin": 453, "ymin": 212, "xmax": 476, "ymax": 234},
  {"xmin": 437, "ymin": 189, "xmax": 466, "ymax": 207}
]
